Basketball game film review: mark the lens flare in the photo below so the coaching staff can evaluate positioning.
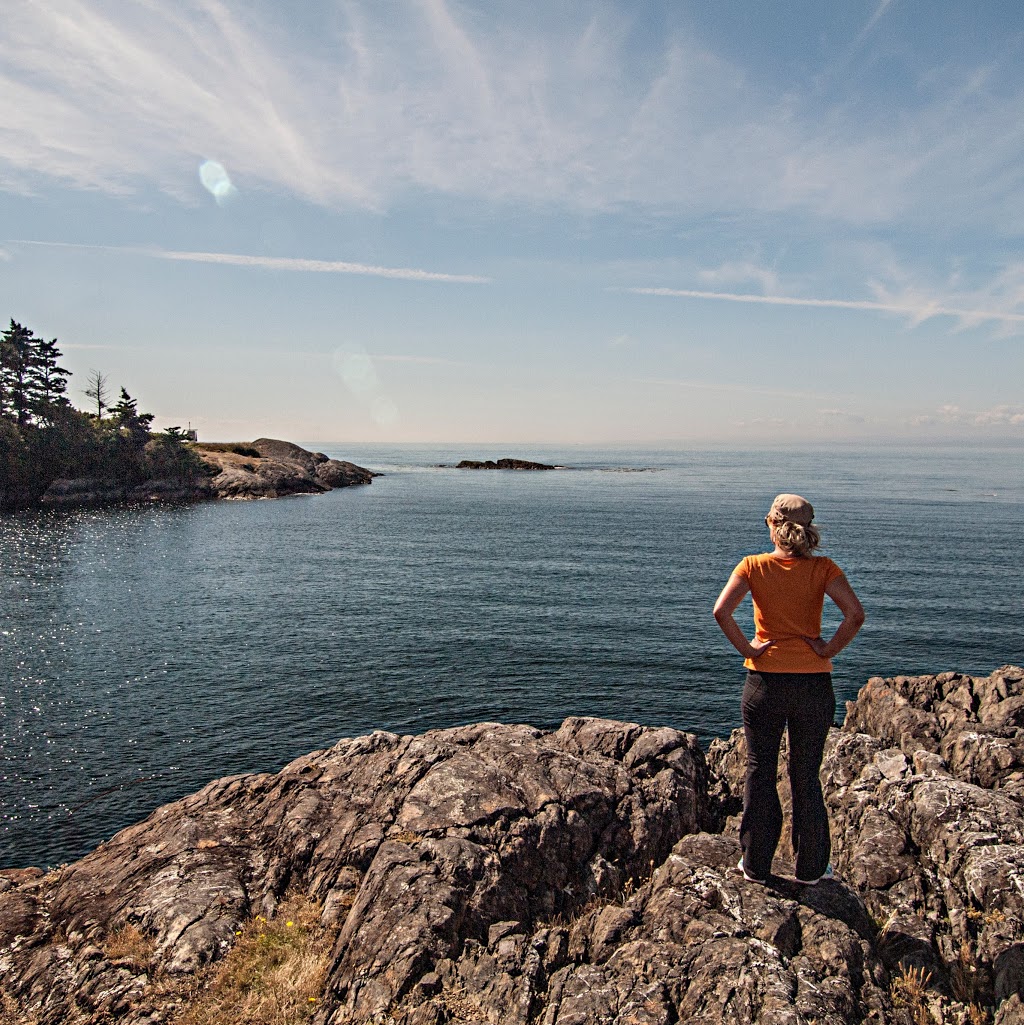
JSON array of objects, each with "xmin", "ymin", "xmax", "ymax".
[
  {"xmin": 199, "ymin": 160, "xmax": 238, "ymax": 205},
  {"xmin": 331, "ymin": 346, "xmax": 401, "ymax": 428},
  {"xmin": 332, "ymin": 349, "xmax": 377, "ymax": 396}
]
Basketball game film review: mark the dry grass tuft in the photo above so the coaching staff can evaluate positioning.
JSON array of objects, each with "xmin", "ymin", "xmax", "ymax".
[
  {"xmin": 950, "ymin": 939, "xmax": 987, "ymax": 1011},
  {"xmin": 170, "ymin": 892, "xmax": 336, "ymax": 1025},
  {"xmin": 890, "ymin": 964, "xmax": 935, "ymax": 1025},
  {"xmin": 436, "ymin": 982, "xmax": 489, "ymax": 1023},
  {"xmin": 103, "ymin": 922, "xmax": 157, "ymax": 967},
  {"xmin": 389, "ymin": 829, "xmax": 422, "ymax": 846}
]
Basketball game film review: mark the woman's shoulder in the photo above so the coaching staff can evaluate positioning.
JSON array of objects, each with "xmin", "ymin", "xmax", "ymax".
[
  {"xmin": 809, "ymin": 554, "xmax": 845, "ymax": 577},
  {"xmin": 735, "ymin": 551, "xmax": 776, "ymax": 573}
]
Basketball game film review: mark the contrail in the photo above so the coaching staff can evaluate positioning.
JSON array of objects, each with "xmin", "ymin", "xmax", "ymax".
[
  {"xmin": 158, "ymin": 249, "xmax": 490, "ymax": 283},
  {"xmin": 624, "ymin": 287, "xmax": 1024, "ymax": 325},
  {"xmin": 4, "ymin": 240, "xmax": 490, "ymax": 284}
]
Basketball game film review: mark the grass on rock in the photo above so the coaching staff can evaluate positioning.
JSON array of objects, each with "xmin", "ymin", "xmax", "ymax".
[{"xmin": 171, "ymin": 891, "xmax": 336, "ymax": 1025}]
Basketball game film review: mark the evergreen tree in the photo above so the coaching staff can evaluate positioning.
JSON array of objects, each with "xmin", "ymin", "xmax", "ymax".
[
  {"xmin": 0, "ymin": 320, "xmax": 39, "ymax": 427},
  {"xmin": 111, "ymin": 387, "xmax": 155, "ymax": 447},
  {"xmin": 33, "ymin": 337, "xmax": 72, "ymax": 423},
  {"xmin": 1, "ymin": 317, "xmax": 208, "ymax": 508}
]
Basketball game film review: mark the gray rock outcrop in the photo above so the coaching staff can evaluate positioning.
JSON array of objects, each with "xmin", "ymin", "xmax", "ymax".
[
  {"xmin": 197, "ymin": 439, "xmax": 375, "ymax": 500},
  {"xmin": 2, "ymin": 666, "xmax": 1022, "ymax": 1024}
]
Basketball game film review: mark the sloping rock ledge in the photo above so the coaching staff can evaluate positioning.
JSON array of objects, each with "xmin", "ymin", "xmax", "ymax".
[
  {"xmin": 39, "ymin": 439, "xmax": 376, "ymax": 507},
  {"xmin": 197, "ymin": 438, "xmax": 376, "ymax": 500},
  {"xmin": 2, "ymin": 665, "xmax": 1023, "ymax": 1024}
]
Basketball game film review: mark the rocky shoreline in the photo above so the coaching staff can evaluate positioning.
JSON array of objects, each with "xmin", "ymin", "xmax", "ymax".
[
  {"xmin": 2, "ymin": 665, "xmax": 1023, "ymax": 1024},
  {"xmin": 38, "ymin": 439, "xmax": 376, "ymax": 507}
]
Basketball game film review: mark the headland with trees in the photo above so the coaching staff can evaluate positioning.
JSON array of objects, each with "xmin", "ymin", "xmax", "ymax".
[{"xmin": 0, "ymin": 318, "xmax": 211, "ymax": 510}]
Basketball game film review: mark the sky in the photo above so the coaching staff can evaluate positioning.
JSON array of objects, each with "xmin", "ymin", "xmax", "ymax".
[{"xmin": 2, "ymin": 0, "xmax": 1023, "ymax": 445}]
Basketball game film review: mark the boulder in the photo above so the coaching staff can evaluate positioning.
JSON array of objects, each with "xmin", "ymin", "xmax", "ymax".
[
  {"xmin": 3, "ymin": 667, "xmax": 1023, "ymax": 1024},
  {"xmin": 0, "ymin": 718, "xmax": 707, "ymax": 1024}
]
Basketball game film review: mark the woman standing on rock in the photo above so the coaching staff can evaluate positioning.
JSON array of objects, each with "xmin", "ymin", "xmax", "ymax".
[{"xmin": 713, "ymin": 494, "xmax": 865, "ymax": 885}]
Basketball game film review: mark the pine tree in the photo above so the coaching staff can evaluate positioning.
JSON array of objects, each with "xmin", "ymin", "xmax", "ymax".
[
  {"xmin": 33, "ymin": 337, "xmax": 72, "ymax": 422},
  {"xmin": 0, "ymin": 320, "xmax": 38, "ymax": 427},
  {"xmin": 111, "ymin": 387, "xmax": 155, "ymax": 448}
]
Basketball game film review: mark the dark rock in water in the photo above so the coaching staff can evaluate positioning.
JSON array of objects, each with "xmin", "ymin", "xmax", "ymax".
[
  {"xmin": 2, "ymin": 666, "xmax": 1023, "ymax": 1024},
  {"xmin": 456, "ymin": 458, "xmax": 557, "ymax": 471}
]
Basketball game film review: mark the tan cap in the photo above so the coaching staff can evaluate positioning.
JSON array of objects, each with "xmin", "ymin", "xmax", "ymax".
[{"xmin": 768, "ymin": 493, "xmax": 814, "ymax": 526}]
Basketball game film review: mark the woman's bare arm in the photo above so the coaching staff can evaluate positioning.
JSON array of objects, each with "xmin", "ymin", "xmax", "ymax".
[
  {"xmin": 713, "ymin": 574, "xmax": 772, "ymax": 660},
  {"xmin": 805, "ymin": 575, "xmax": 866, "ymax": 659}
]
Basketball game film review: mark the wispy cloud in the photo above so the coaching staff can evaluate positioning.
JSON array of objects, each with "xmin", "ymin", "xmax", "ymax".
[
  {"xmin": 624, "ymin": 286, "xmax": 1024, "ymax": 330},
  {"xmin": 373, "ymin": 354, "xmax": 467, "ymax": 366},
  {"xmin": 817, "ymin": 407, "xmax": 867, "ymax": 424},
  {"xmin": 1, "ymin": 1, "xmax": 1022, "ymax": 230},
  {"xmin": 854, "ymin": 0, "xmax": 897, "ymax": 47},
  {"xmin": 608, "ymin": 334, "xmax": 636, "ymax": 349},
  {"xmin": 5, "ymin": 239, "xmax": 488, "ymax": 283},
  {"xmin": 697, "ymin": 261, "xmax": 780, "ymax": 295},
  {"xmin": 633, "ymin": 376, "xmax": 837, "ymax": 402},
  {"xmin": 158, "ymin": 250, "xmax": 489, "ymax": 283},
  {"xmin": 60, "ymin": 343, "xmax": 129, "ymax": 351},
  {"xmin": 915, "ymin": 403, "xmax": 1024, "ymax": 428}
]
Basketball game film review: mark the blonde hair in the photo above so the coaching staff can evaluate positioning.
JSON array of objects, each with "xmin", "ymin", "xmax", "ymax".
[{"xmin": 767, "ymin": 512, "xmax": 821, "ymax": 557}]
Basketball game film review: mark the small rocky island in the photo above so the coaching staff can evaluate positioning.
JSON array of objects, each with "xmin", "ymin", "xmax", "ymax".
[
  {"xmin": 2, "ymin": 665, "xmax": 1023, "ymax": 1024},
  {"xmin": 456, "ymin": 458, "xmax": 557, "ymax": 470}
]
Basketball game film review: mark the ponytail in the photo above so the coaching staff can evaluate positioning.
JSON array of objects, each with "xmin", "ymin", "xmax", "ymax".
[{"xmin": 767, "ymin": 514, "xmax": 821, "ymax": 556}]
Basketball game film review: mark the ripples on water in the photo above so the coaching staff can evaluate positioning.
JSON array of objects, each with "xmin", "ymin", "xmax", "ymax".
[{"xmin": 1, "ymin": 443, "xmax": 1022, "ymax": 867}]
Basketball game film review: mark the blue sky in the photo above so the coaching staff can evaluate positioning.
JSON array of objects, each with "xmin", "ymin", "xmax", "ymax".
[{"xmin": 2, "ymin": 0, "xmax": 1023, "ymax": 444}]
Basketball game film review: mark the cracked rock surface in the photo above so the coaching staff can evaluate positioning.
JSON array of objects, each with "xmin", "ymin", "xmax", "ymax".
[{"xmin": 2, "ymin": 667, "xmax": 1023, "ymax": 1024}]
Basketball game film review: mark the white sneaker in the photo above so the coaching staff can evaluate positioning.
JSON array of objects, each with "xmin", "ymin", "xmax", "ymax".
[
  {"xmin": 796, "ymin": 862, "xmax": 834, "ymax": 885},
  {"xmin": 736, "ymin": 857, "xmax": 767, "ymax": 883}
]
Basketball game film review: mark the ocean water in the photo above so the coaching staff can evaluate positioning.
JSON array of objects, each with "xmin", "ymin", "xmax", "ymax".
[{"xmin": 1, "ymin": 443, "xmax": 1022, "ymax": 869}]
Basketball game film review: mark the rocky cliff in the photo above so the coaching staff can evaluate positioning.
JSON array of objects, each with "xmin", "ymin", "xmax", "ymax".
[{"xmin": 2, "ymin": 666, "xmax": 1022, "ymax": 1024}]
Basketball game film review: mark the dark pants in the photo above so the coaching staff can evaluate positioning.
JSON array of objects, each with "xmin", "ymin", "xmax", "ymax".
[{"xmin": 740, "ymin": 670, "xmax": 835, "ymax": 881}]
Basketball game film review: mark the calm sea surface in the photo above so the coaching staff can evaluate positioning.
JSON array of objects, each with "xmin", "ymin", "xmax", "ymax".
[{"xmin": 2, "ymin": 443, "xmax": 1022, "ymax": 868}]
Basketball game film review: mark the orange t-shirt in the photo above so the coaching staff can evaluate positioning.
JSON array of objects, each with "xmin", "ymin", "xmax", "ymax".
[{"xmin": 733, "ymin": 553, "xmax": 845, "ymax": 673}]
